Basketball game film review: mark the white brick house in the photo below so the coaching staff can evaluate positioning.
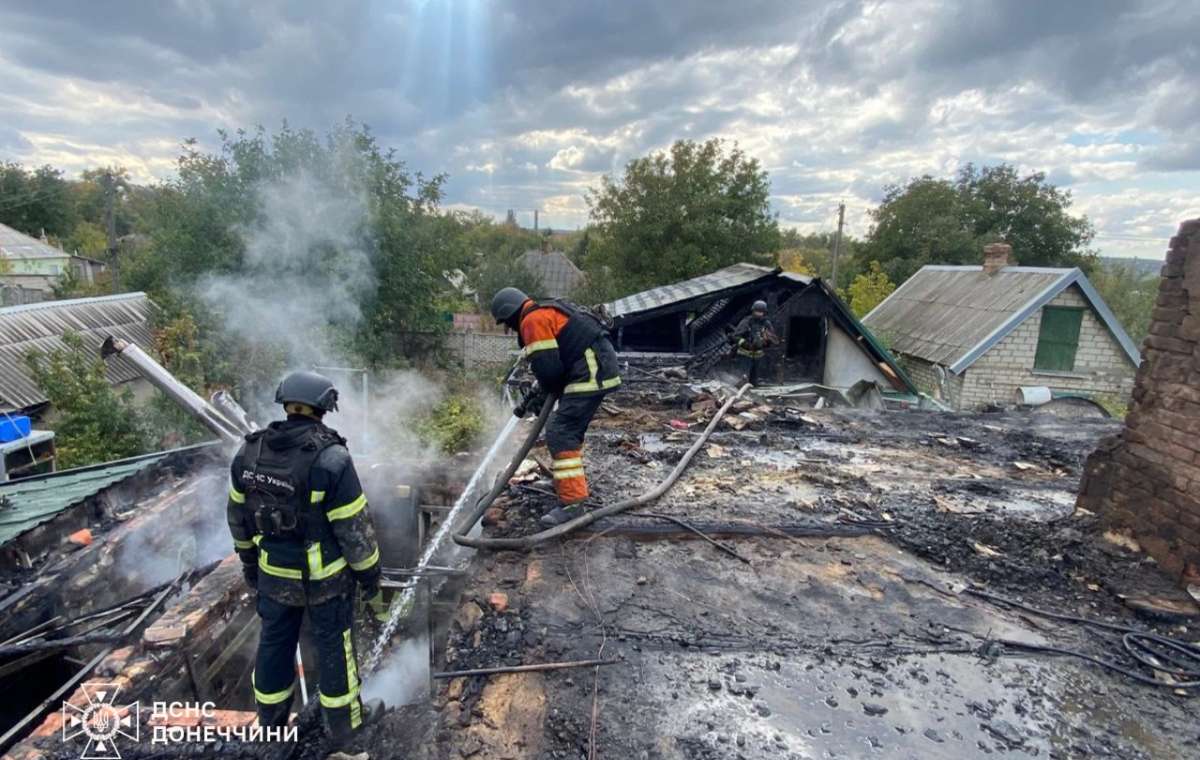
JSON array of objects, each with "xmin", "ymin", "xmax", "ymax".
[{"xmin": 862, "ymin": 244, "xmax": 1141, "ymax": 410}]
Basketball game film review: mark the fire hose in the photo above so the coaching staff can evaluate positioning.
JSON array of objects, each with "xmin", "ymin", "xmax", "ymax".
[{"xmin": 453, "ymin": 383, "xmax": 751, "ymax": 551}]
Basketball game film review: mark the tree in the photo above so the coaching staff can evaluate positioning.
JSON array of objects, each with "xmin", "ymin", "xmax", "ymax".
[
  {"xmin": 844, "ymin": 261, "xmax": 895, "ymax": 318},
  {"xmin": 26, "ymin": 332, "xmax": 149, "ymax": 468},
  {"xmin": 0, "ymin": 163, "xmax": 76, "ymax": 240},
  {"xmin": 586, "ymin": 139, "xmax": 780, "ymax": 295},
  {"xmin": 1090, "ymin": 261, "xmax": 1157, "ymax": 345},
  {"xmin": 861, "ymin": 164, "xmax": 1095, "ymax": 284}
]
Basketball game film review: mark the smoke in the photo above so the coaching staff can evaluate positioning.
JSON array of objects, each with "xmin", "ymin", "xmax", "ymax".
[
  {"xmin": 113, "ymin": 468, "xmax": 234, "ymax": 590},
  {"xmin": 361, "ymin": 637, "xmax": 430, "ymax": 707},
  {"xmin": 198, "ymin": 168, "xmax": 375, "ymax": 370}
]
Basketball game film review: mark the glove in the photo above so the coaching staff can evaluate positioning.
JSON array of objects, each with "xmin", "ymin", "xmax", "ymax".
[
  {"xmin": 514, "ymin": 384, "xmax": 548, "ymax": 418},
  {"xmin": 242, "ymin": 563, "xmax": 258, "ymax": 590},
  {"xmin": 357, "ymin": 568, "xmax": 381, "ymax": 602}
]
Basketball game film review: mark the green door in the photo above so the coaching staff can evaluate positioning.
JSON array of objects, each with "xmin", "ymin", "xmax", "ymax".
[{"xmin": 1034, "ymin": 306, "xmax": 1083, "ymax": 372}]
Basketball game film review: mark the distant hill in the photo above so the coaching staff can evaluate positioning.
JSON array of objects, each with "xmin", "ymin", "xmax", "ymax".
[{"xmin": 1100, "ymin": 257, "xmax": 1162, "ymax": 277}]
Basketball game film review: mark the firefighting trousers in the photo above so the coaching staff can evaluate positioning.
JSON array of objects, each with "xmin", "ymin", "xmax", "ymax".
[
  {"xmin": 544, "ymin": 393, "xmax": 605, "ymax": 505},
  {"xmin": 739, "ymin": 355, "xmax": 764, "ymax": 385},
  {"xmin": 253, "ymin": 593, "xmax": 363, "ymax": 738}
]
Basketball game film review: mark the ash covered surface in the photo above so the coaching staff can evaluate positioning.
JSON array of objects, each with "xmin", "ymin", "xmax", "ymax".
[{"xmin": 339, "ymin": 386, "xmax": 1199, "ymax": 758}]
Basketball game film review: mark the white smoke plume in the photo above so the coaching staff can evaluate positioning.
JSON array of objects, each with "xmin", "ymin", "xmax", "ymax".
[
  {"xmin": 198, "ymin": 168, "xmax": 374, "ymax": 371},
  {"xmin": 361, "ymin": 637, "xmax": 430, "ymax": 707}
]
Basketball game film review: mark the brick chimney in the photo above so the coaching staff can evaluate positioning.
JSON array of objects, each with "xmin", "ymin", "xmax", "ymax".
[{"xmin": 982, "ymin": 242, "xmax": 1012, "ymax": 274}]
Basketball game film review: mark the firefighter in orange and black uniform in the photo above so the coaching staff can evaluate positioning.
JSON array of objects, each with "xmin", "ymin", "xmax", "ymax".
[
  {"xmin": 491, "ymin": 287, "xmax": 621, "ymax": 526},
  {"xmin": 226, "ymin": 371, "xmax": 384, "ymax": 744}
]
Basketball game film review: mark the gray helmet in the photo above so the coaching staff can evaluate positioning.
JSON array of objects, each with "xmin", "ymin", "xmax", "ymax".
[
  {"xmin": 275, "ymin": 370, "xmax": 339, "ymax": 412},
  {"xmin": 491, "ymin": 286, "xmax": 529, "ymax": 325},
  {"xmin": 752, "ymin": 299, "xmax": 768, "ymax": 313}
]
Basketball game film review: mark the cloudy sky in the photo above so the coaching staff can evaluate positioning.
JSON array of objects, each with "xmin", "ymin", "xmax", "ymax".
[{"xmin": 1, "ymin": 0, "xmax": 1196, "ymax": 259}]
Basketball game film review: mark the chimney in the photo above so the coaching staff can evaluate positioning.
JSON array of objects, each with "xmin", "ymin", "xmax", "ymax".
[{"xmin": 982, "ymin": 242, "xmax": 1012, "ymax": 275}]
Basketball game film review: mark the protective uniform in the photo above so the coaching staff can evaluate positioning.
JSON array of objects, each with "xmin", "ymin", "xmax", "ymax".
[
  {"xmin": 226, "ymin": 375, "xmax": 381, "ymax": 741},
  {"xmin": 729, "ymin": 302, "xmax": 778, "ymax": 385},
  {"xmin": 493, "ymin": 289, "xmax": 621, "ymax": 514}
]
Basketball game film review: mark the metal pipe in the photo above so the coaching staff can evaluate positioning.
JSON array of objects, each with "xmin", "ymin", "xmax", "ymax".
[{"xmin": 101, "ymin": 336, "xmax": 244, "ymax": 441}]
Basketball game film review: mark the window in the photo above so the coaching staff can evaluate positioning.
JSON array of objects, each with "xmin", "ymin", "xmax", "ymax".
[{"xmin": 1033, "ymin": 306, "xmax": 1083, "ymax": 372}]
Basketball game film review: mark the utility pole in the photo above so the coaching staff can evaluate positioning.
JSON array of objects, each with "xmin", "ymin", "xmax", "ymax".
[
  {"xmin": 533, "ymin": 209, "xmax": 539, "ymax": 231},
  {"xmin": 102, "ymin": 170, "xmax": 119, "ymax": 290},
  {"xmin": 831, "ymin": 202, "xmax": 845, "ymax": 291}
]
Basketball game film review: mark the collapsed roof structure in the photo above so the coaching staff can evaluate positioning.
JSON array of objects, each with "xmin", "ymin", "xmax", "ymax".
[{"xmin": 606, "ymin": 263, "xmax": 917, "ymax": 398}]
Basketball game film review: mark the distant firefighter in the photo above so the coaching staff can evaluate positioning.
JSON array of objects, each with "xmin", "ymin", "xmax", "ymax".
[
  {"xmin": 226, "ymin": 371, "xmax": 384, "ymax": 744},
  {"xmin": 492, "ymin": 287, "xmax": 622, "ymax": 526},
  {"xmin": 726, "ymin": 299, "xmax": 779, "ymax": 385}
]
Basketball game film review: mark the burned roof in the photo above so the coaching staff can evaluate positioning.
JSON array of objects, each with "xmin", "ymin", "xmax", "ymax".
[
  {"xmin": 863, "ymin": 265, "xmax": 1142, "ymax": 373},
  {"xmin": 607, "ymin": 263, "xmax": 783, "ymax": 319},
  {"xmin": 517, "ymin": 249, "xmax": 584, "ymax": 299},
  {"xmin": 0, "ymin": 222, "xmax": 69, "ymax": 260},
  {"xmin": 0, "ymin": 292, "xmax": 158, "ymax": 412},
  {"xmin": 0, "ymin": 450, "xmax": 170, "ymax": 547}
]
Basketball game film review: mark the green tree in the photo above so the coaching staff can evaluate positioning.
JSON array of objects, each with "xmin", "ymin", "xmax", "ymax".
[
  {"xmin": 0, "ymin": 163, "xmax": 77, "ymax": 240},
  {"xmin": 1090, "ymin": 261, "xmax": 1157, "ymax": 345},
  {"xmin": 844, "ymin": 261, "xmax": 896, "ymax": 318},
  {"xmin": 26, "ymin": 332, "xmax": 149, "ymax": 468},
  {"xmin": 586, "ymin": 139, "xmax": 780, "ymax": 295},
  {"xmin": 861, "ymin": 164, "xmax": 1095, "ymax": 284}
]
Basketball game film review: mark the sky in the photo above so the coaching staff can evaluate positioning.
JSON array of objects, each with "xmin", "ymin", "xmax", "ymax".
[{"xmin": 0, "ymin": 0, "xmax": 1196, "ymax": 260}]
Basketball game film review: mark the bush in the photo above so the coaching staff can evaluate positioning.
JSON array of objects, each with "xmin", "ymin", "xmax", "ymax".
[
  {"xmin": 416, "ymin": 394, "xmax": 486, "ymax": 454},
  {"xmin": 26, "ymin": 331, "xmax": 150, "ymax": 468}
]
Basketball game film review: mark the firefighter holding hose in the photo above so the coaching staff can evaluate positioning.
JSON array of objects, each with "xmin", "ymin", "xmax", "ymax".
[
  {"xmin": 492, "ymin": 287, "xmax": 622, "ymax": 526},
  {"xmin": 225, "ymin": 371, "xmax": 384, "ymax": 744}
]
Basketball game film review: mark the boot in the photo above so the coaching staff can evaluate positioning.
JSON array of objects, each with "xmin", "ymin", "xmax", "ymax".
[
  {"xmin": 539, "ymin": 504, "xmax": 582, "ymax": 527},
  {"xmin": 327, "ymin": 698, "xmax": 386, "ymax": 750}
]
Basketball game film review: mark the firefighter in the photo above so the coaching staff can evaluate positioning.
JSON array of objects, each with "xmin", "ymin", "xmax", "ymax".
[
  {"xmin": 491, "ymin": 287, "xmax": 622, "ymax": 527},
  {"xmin": 226, "ymin": 371, "xmax": 384, "ymax": 744},
  {"xmin": 727, "ymin": 299, "xmax": 779, "ymax": 385}
]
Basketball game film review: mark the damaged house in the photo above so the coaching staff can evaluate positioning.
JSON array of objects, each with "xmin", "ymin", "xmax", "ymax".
[
  {"xmin": 862, "ymin": 244, "xmax": 1141, "ymax": 410},
  {"xmin": 605, "ymin": 263, "xmax": 917, "ymax": 398}
]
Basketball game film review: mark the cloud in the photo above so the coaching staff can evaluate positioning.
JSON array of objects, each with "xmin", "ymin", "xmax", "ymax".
[{"xmin": 0, "ymin": 0, "xmax": 1196, "ymax": 256}]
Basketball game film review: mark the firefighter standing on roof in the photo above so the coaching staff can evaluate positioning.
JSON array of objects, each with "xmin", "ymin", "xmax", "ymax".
[
  {"xmin": 491, "ymin": 287, "xmax": 622, "ymax": 527},
  {"xmin": 226, "ymin": 371, "xmax": 384, "ymax": 743},
  {"xmin": 727, "ymin": 299, "xmax": 779, "ymax": 385}
]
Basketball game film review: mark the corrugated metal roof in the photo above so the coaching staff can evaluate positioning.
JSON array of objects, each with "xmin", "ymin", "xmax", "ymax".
[
  {"xmin": 0, "ymin": 222, "xmax": 70, "ymax": 260},
  {"xmin": 0, "ymin": 292, "xmax": 158, "ymax": 412},
  {"xmin": 0, "ymin": 451, "xmax": 168, "ymax": 546},
  {"xmin": 518, "ymin": 250, "xmax": 585, "ymax": 300},
  {"xmin": 607, "ymin": 263, "xmax": 780, "ymax": 318},
  {"xmin": 862, "ymin": 265, "xmax": 1141, "ymax": 373}
]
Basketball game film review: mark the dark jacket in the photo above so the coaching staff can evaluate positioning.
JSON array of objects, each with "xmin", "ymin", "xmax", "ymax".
[
  {"xmin": 226, "ymin": 416, "xmax": 380, "ymax": 607},
  {"xmin": 517, "ymin": 299, "xmax": 621, "ymax": 396}
]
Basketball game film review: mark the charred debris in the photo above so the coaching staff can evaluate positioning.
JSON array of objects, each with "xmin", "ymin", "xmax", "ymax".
[{"xmin": 1, "ymin": 305, "xmax": 1198, "ymax": 758}]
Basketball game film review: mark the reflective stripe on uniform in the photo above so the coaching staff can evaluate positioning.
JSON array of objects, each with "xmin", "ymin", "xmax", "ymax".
[
  {"xmin": 253, "ymin": 535, "xmax": 304, "ymax": 580},
  {"xmin": 229, "ymin": 484, "xmax": 246, "ymax": 504},
  {"xmin": 318, "ymin": 630, "xmax": 362, "ymax": 728},
  {"xmin": 601, "ymin": 376, "xmax": 622, "ymax": 389},
  {"xmin": 327, "ymin": 494, "xmax": 367, "ymax": 521},
  {"xmin": 310, "ymin": 490, "xmax": 326, "ymax": 504},
  {"xmin": 553, "ymin": 467, "xmax": 585, "ymax": 480},
  {"xmin": 524, "ymin": 338, "xmax": 559, "ymax": 355},
  {"xmin": 253, "ymin": 671, "xmax": 295, "ymax": 705},
  {"xmin": 306, "ymin": 543, "xmax": 347, "ymax": 580},
  {"xmin": 349, "ymin": 546, "xmax": 380, "ymax": 571},
  {"xmin": 233, "ymin": 538, "xmax": 254, "ymax": 550},
  {"xmin": 551, "ymin": 457, "xmax": 583, "ymax": 470},
  {"xmin": 564, "ymin": 348, "xmax": 601, "ymax": 394}
]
